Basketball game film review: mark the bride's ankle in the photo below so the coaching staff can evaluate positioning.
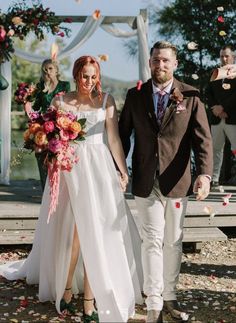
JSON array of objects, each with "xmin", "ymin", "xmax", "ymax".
[
  {"xmin": 63, "ymin": 287, "xmax": 72, "ymax": 303},
  {"xmin": 84, "ymin": 298, "xmax": 96, "ymax": 314}
]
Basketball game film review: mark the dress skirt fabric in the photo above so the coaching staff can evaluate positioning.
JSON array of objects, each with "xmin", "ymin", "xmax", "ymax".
[{"xmin": 0, "ymin": 95, "xmax": 143, "ymax": 322}]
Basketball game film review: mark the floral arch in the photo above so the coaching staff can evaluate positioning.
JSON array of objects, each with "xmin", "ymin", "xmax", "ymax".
[{"xmin": 0, "ymin": 3, "xmax": 149, "ymax": 185}]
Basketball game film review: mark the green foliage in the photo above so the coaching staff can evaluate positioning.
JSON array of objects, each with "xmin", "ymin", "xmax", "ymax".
[{"xmin": 151, "ymin": 0, "xmax": 236, "ymax": 96}]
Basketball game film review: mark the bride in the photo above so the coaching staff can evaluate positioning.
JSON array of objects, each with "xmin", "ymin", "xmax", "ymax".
[{"xmin": 0, "ymin": 55, "xmax": 143, "ymax": 322}]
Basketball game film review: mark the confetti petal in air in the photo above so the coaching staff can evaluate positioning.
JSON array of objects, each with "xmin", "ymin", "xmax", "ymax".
[
  {"xmin": 98, "ymin": 54, "xmax": 109, "ymax": 61},
  {"xmin": 203, "ymin": 206, "xmax": 216, "ymax": 218},
  {"xmin": 93, "ymin": 10, "xmax": 101, "ymax": 20},
  {"xmin": 219, "ymin": 30, "xmax": 227, "ymax": 36},
  {"xmin": 192, "ymin": 74, "xmax": 199, "ymax": 80},
  {"xmin": 222, "ymin": 83, "xmax": 231, "ymax": 90},
  {"xmin": 187, "ymin": 41, "xmax": 198, "ymax": 50},
  {"xmin": 217, "ymin": 6, "xmax": 224, "ymax": 12},
  {"xmin": 217, "ymin": 16, "xmax": 224, "ymax": 23},
  {"xmin": 222, "ymin": 193, "xmax": 232, "ymax": 206},
  {"xmin": 50, "ymin": 43, "xmax": 59, "ymax": 60},
  {"xmin": 232, "ymin": 149, "xmax": 236, "ymax": 156},
  {"xmin": 136, "ymin": 80, "xmax": 143, "ymax": 91}
]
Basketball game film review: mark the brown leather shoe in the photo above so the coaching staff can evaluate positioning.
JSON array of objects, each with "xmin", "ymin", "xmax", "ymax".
[
  {"xmin": 146, "ymin": 310, "xmax": 163, "ymax": 323},
  {"xmin": 162, "ymin": 300, "xmax": 189, "ymax": 322}
]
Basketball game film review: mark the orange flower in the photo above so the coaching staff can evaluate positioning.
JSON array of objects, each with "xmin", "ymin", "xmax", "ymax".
[
  {"xmin": 29, "ymin": 123, "xmax": 41, "ymax": 134},
  {"xmin": 23, "ymin": 129, "xmax": 32, "ymax": 141},
  {"xmin": 57, "ymin": 116, "xmax": 72, "ymax": 130},
  {"xmin": 69, "ymin": 121, "xmax": 81, "ymax": 133},
  {"xmin": 34, "ymin": 130, "xmax": 47, "ymax": 146},
  {"xmin": 93, "ymin": 10, "xmax": 101, "ymax": 20}
]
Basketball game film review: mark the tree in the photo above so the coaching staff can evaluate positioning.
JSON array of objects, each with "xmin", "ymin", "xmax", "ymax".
[{"xmin": 150, "ymin": 0, "xmax": 236, "ymax": 97}]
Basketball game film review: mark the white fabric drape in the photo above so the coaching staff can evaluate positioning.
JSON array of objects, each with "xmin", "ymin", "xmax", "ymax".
[
  {"xmin": 0, "ymin": 14, "xmax": 149, "ymax": 184},
  {"xmin": 14, "ymin": 16, "xmax": 104, "ymax": 63},
  {"xmin": 0, "ymin": 61, "xmax": 11, "ymax": 184},
  {"xmin": 101, "ymin": 14, "xmax": 150, "ymax": 82}
]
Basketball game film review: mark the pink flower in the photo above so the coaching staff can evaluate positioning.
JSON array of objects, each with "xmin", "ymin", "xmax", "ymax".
[
  {"xmin": 29, "ymin": 111, "xmax": 40, "ymax": 121},
  {"xmin": 48, "ymin": 138, "xmax": 63, "ymax": 153},
  {"xmin": 69, "ymin": 131, "xmax": 79, "ymax": 140},
  {"xmin": 57, "ymin": 32, "xmax": 65, "ymax": 37},
  {"xmin": 59, "ymin": 129, "xmax": 70, "ymax": 141},
  {"xmin": 0, "ymin": 27, "xmax": 6, "ymax": 42},
  {"xmin": 43, "ymin": 121, "xmax": 55, "ymax": 134}
]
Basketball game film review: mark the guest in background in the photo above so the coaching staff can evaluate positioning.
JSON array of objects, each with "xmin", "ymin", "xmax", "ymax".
[
  {"xmin": 206, "ymin": 45, "xmax": 236, "ymax": 190},
  {"xmin": 24, "ymin": 59, "xmax": 70, "ymax": 190}
]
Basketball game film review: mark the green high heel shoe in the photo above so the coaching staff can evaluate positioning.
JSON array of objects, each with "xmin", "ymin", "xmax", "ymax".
[
  {"xmin": 60, "ymin": 287, "xmax": 76, "ymax": 315},
  {"xmin": 83, "ymin": 298, "xmax": 99, "ymax": 323}
]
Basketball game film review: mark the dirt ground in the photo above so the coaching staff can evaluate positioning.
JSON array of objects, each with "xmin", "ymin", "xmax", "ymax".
[{"xmin": 0, "ymin": 239, "xmax": 236, "ymax": 323}]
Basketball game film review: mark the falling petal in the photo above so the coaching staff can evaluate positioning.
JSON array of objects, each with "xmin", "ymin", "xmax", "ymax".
[
  {"xmin": 93, "ymin": 10, "xmax": 101, "ymax": 20},
  {"xmin": 187, "ymin": 41, "xmax": 198, "ymax": 50},
  {"xmin": 203, "ymin": 205, "xmax": 216, "ymax": 218},
  {"xmin": 136, "ymin": 80, "xmax": 143, "ymax": 91},
  {"xmin": 192, "ymin": 74, "xmax": 199, "ymax": 80},
  {"xmin": 217, "ymin": 6, "xmax": 224, "ymax": 11},
  {"xmin": 98, "ymin": 54, "xmax": 109, "ymax": 61},
  {"xmin": 222, "ymin": 83, "xmax": 231, "ymax": 90},
  {"xmin": 217, "ymin": 16, "xmax": 225, "ymax": 23},
  {"xmin": 51, "ymin": 43, "xmax": 59, "ymax": 60},
  {"xmin": 219, "ymin": 30, "xmax": 227, "ymax": 36}
]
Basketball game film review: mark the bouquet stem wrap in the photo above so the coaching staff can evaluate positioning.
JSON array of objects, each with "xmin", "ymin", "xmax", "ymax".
[{"xmin": 47, "ymin": 160, "xmax": 61, "ymax": 224}]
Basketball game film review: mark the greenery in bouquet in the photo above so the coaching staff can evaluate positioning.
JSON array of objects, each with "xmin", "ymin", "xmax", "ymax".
[{"xmin": 0, "ymin": 0, "xmax": 71, "ymax": 63}]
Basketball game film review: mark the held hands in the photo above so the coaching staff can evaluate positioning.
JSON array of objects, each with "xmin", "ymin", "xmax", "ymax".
[
  {"xmin": 193, "ymin": 175, "xmax": 210, "ymax": 201},
  {"xmin": 118, "ymin": 172, "xmax": 129, "ymax": 192}
]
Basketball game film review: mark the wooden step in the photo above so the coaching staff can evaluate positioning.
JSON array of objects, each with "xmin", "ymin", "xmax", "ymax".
[
  {"xmin": 0, "ymin": 227, "xmax": 227, "ymax": 245},
  {"xmin": 183, "ymin": 227, "xmax": 227, "ymax": 242}
]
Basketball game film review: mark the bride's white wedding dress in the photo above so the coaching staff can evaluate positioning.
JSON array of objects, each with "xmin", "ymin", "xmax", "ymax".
[{"xmin": 0, "ymin": 93, "xmax": 143, "ymax": 322}]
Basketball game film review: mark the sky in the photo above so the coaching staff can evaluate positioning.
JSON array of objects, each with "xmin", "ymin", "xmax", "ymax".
[{"xmin": 1, "ymin": 0, "xmax": 154, "ymax": 81}]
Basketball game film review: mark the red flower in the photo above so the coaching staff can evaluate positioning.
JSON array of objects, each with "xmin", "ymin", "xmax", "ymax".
[
  {"xmin": 64, "ymin": 17, "xmax": 73, "ymax": 23},
  {"xmin": 57, "ymin": 32, "xmax": 65, "ymax": 37},
  {"xmin": 217, "ymin": 16, "xmax": 224, "ymax": 23}
]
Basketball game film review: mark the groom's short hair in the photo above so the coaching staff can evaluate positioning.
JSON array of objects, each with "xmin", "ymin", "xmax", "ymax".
[{"xmin": 150, "ymin": 41, "xmax": 178, "ymax": 57}]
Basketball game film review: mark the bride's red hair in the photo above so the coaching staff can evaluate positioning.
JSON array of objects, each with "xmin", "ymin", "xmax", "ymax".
[{"xmin": 73, "ymin": 56, "xmax": 102, "ymax": 100}]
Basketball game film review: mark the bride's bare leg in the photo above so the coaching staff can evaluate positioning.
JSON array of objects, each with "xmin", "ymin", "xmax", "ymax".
[
  {"xmin": 84, "ymin": 267, "xmax": 96, "ymax": 314},
  {"xmin": 63, "ymin": 225, "xmax": 80, "ymax": 303}
]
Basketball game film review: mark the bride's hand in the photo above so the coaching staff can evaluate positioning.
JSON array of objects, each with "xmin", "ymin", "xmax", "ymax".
[{"xmin": 119, "ymin": 172, "xmax": 129, "ymax": 192}]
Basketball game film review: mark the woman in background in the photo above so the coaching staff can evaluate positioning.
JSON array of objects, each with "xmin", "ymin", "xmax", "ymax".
[{"xmin": 24, "ymin": 59, "xmax": 70, "ymax": 190}]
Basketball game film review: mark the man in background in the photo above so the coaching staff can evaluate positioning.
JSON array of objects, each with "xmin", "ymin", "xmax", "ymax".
[{"xmin": 206, "ymin": 45, "xmax": 236, "ymax": 190}]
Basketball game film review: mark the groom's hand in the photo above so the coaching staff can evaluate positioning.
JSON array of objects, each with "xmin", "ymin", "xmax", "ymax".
[{"xmin": 193, "ymin": 175, "xmax": 210, "ymax": 200}]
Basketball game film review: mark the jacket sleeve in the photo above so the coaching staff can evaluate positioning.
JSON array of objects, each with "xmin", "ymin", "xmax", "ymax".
[
  {"xmin": 118, "ymin": 90, "xmax": 134, "ymax": 158},
  {"xmin": 191, "ymin": 95, "xmax": 213, "ymax": 177}
]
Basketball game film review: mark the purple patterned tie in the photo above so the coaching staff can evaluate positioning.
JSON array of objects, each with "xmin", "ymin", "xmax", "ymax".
[{"xmin": 156, "ymin": 91, "xmax": 166, "ymax": 125}]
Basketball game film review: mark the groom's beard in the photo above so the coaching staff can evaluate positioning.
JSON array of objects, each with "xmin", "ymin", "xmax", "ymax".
[{"xmin": 152, "ymin": 69, "xmax": 172, "ymax": 84}]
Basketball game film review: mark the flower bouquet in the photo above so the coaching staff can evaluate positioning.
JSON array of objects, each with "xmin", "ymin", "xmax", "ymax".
[
  {"xmin": 23, "ymin": 107, "xmax": 86, "ymax": 223},
  {"xmin": 14, "ymin": 82, "xmax": 37, "ymax": 104}
]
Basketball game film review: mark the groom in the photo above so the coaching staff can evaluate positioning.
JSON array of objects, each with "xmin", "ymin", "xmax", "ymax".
[{"xmin": 119, "ymin": 41, "xmax": 213, "ymax": 322}]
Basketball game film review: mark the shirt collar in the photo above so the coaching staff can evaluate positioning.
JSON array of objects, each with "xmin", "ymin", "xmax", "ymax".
[{"xmin": 152, "ymin": 79, "xmax": 173, "ymax": 95}]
